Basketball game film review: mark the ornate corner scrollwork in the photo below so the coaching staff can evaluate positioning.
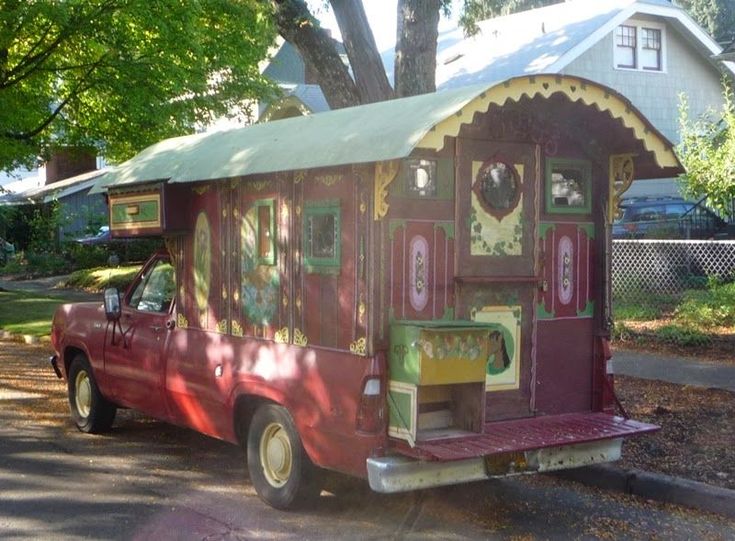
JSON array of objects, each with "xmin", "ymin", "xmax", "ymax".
[
  {"xmin": 274, "ymin": 327, "xmax": 289, "ymax": 344},
  {"xmin": 176, "ymin": 313, "xmax": 189, "ymax": 329},
  {"xmin": 374, "ymin": 160, "xmax": 400, "ymax": 221},
  {"xmin": 293, "ymin": 328, "xmax": 308, "ymax": 347},
  {"xmin": 231, "ymin": 321, "xmax": 244, "ymax": 337},
  {"xmin": 609, "ymin": 154, "xmax": 635, "ymax": 223},
  {"xmin": 216, "ymin": 319, "xmax": 228, "ymax": 334},
  {"xmin": 350, "ymin": 337, "xmax": 367, "ymax": 356},
  {"xmin": 193, "ymin": 185, "xmax": 210, "ymax": 196}
]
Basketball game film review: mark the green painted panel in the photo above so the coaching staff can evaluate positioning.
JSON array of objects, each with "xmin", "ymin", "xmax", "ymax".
[
  {"xmin": 388, "ymin": 387, "xmax": 414, "ymax": 434},
  {"xmin": 577, "ymin": 300, "xmax": 595, "ymax": 318},
  {"xmin": 111, "ymin": 199, "xmax": 159, "ymax": 225}
]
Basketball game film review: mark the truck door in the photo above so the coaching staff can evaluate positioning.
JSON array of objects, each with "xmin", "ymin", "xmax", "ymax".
[
  {"xmin": 455, "ymin": 139, "xmax": 539, "ymax": 421},
  {"xmin": 104, "ymin": 256, "xmax": 174, "ymax": 420}
]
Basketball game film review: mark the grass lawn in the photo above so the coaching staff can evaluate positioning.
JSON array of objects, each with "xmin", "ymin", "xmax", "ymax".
[
  {"xmin": 64, "ymin": 265, "xmax": 141, "ymax": 291},
  {"xmin": 0, "ymin": 290, "xmax": 76, "ymax": 337}
]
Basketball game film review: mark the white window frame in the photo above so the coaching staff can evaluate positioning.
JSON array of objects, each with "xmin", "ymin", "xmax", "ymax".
[{"xmin": 613, "ymin": 19, "xmax": 667, "ymax": 73}]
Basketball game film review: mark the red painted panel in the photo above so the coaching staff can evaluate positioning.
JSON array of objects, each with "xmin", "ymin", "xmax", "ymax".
[
  {"xmin": 164, "ymin": 331, "xmax": 385, "ymax": 477},
  {"xmin": 535, "ymin": 318, "xmax": 595, "ymax": 415},
  {"xmin": 539, "ymin": 223, "xmax": 594, "ymax": 319},
  {"xmin": 389, "ymin": 221, "xmax": 454, "ymax": 321}
]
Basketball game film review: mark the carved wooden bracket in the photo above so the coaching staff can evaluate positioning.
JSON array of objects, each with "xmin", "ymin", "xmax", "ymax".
[
  {"xmin": 374, "ymin": 160, "xmax": 400, "ymax": 221},
  {"xmin": 609, "ymin": 154, "xmax": 635, "ymax": 223}
]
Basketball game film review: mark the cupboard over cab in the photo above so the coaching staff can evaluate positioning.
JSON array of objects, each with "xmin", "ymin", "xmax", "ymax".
[{"xmin": 50, "ymin": 75, "xmax": 682, "ymax": 509}]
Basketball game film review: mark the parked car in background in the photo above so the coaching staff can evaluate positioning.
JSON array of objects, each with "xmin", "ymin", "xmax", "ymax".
[
  {"xmin": 612, "ymin": 197, "xmax": 731, "ymax": 240},
  {"xmin": 74, "ymin": 226, "xmax": 111, "ymax": 245}
]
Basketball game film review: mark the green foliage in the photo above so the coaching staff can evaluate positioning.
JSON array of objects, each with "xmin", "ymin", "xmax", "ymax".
[
  {"xmin": 655, "ymin": 324, "xmax": 711, "ymax": 347},
  {"xmin": 65, "ymin": 265, "xmax": 142, "ymax": 292},
  {"xmin": 613, "ymin": 298, "xmax": 677, "ymax": 321},
  {"xmin": 676, "ymin": 0, "xmax": 735, "ymax": 41},
  {"xmin": 678, "ymin": 85, "xmax": 735, "ymax": 218},
  {"xmin": 0, "ymin": 0, "xmax": 276, "ymax": 171},
  {"xmin": 675, "ymin": 279, "xmax": 735, "ymax": 328}
]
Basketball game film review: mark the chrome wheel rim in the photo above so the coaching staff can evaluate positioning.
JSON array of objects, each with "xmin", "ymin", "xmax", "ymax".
[
  {"xmin": 259, "ymin": 422, "xmax": 292, "ymax": 488},
  {"xmin": 75, "ymin": 370, "xmax": 92, "ymax": 419}
]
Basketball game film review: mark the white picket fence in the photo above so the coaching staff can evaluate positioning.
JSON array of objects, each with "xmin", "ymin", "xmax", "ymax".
[{"xmin": 612, "ymin": 240, "xmax": 735, "ymax": 302}]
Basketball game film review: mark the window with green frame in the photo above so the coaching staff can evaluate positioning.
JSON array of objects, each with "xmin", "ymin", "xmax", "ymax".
[
  {"xmin": 303, "ymin": 200, "xmax": 341, "ymax": 273},
  {"xmin": 254, "ymin": 199, "xmax": 276, "ymax": 265},
  {"xmin": 545, "ymin": 158, "xmax": 592, "ymax": 214}
]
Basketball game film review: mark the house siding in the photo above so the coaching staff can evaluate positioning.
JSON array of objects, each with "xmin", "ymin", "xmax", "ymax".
[
  {"xmin": 563, "ymin": 20, "xmax": 726, "ymax": 196},
  {"xmin": 563, "ymin": 22, "xmax": 725, "ymax": 144}
]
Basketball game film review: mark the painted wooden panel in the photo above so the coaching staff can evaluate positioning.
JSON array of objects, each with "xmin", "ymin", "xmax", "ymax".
[
  {"xmin": 388, "ymin": 220, "xmax": 455, "ymax": 322},
  {"xmin": 535, "ymin": 318, "xmax": 594, "ymax": 415},
  {"xmin": 538, "ymin": 222, "xmax": 595, "ymax": 319},
  {"xmin": 109, "ymin": 192, "xmax": 161, "ymax": 233}
]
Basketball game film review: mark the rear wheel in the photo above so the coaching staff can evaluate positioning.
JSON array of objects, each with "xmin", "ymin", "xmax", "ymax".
[
  {"xmin": 67, "ymin": 354, "xmax": 116, "ymax": 433},
  {"xmin": 246, "ymin": 404, "xmax": 320, "ymax": 509}
]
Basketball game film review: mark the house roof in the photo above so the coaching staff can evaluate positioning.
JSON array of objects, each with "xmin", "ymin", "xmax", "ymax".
[
  {"xmin": 92, "ymin": 74, "xmax": 681, "ymax": 195},
  {"xmin": 258, "ymin": 83, "xmax": 330, "ymax": 122},
  {"xmin": 377, "ymin": 0, "xmax": 735, "ymax": 90},
  {"xmin": 0, "ymin": 168, "xmax": 107, "ymax": 206}
]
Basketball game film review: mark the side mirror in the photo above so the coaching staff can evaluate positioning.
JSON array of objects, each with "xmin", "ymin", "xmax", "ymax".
[{"xmin": 104, "ymin": 288, "xmax": 121, "ymax": 321}]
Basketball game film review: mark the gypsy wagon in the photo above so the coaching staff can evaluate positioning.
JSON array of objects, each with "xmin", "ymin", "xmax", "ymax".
[{"xmin": 82, "ymin": 74, "xmax": 681, "ymax": 507}]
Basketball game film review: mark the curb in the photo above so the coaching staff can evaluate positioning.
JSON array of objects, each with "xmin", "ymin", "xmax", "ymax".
[{"xmin": 554, "ymin": 464, "xmax": 735, "ymax": 519}]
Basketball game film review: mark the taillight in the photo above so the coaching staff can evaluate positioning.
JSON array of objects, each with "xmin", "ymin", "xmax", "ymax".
[{"xmin": 356, "ymin": 376, "xmax": 385, "ymax": 433}]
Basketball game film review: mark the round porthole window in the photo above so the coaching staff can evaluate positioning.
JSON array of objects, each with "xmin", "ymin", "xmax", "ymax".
[{"xmin": 473, "ymin": 161, "xmax": 521, "ymax": 220}]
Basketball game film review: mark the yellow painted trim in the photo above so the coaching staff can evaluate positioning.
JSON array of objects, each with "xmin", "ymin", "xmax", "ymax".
[
  {"xmin": 373, "ymin": 160, "xmax": 400, "ymax": 221},
  {"xmin": 417, "ymin": 75, "xmax": 678, "ymax": 170}
]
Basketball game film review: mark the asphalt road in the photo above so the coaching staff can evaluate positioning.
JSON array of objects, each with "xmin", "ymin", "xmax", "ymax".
[{"xmin": 1, "ymin": 342, "xmax": 734, "ymax": 541}]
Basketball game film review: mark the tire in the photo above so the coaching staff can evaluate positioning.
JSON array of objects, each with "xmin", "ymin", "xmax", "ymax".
[
  {"xmin": 67, "ymin": 354, "xmax": 116, "ymax": 433},
  {"xmin": 246, "ymin": 404, "xmax": 320, "ymax": 509}
]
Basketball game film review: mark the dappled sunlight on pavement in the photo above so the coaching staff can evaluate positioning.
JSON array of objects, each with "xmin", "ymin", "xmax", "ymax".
[{"xmin": 1, "ymin": 341, "xmax": 734, "ymax": 540}]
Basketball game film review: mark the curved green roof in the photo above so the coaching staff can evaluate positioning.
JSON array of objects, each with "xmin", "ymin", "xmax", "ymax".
[{"xmin": 91, "ymin": 83, "xmax": 488, "ymax": 193}]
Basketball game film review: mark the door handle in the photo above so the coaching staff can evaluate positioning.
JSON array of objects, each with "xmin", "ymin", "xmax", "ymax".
[{"xmin": 150, "ymin": 325, "xmax": 163, "ymax": 333}]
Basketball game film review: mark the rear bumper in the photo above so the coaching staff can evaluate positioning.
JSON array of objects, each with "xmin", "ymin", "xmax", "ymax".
[{"xmin": 367, "ymin": 438, "xmax": 623, "ymax": 493}]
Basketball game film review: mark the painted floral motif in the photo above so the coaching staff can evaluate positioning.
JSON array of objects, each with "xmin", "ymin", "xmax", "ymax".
[
  {"xmin": 193, "ymin": 212, "xmax": 211, "ymax": 318},
  {"xmin": 241, "ymin": 207, "xmax": 279, "ymax": 326},
  {"xmin": 409, "ymin": 235, "xmax": 429, "ymax": 312},
  {"xmin": 558, "ymin": 235, "xmax": 574, "ymax": 305}
]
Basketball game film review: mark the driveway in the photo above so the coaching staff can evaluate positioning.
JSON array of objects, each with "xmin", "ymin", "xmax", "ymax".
[{"xmin": 1, "ymin": 342, "xmax": 734, "ymax": 540}]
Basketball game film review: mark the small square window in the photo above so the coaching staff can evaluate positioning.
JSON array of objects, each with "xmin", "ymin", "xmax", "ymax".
[
  {"xmin": 546, "ymin": 159, "xmax": 591, "ymax": 214},
  {"xmin": 303, "ymin": 200, "xmax": 341, "ymax": 273},
  {"xmin": 406, "ymin": 159, "xmax": 437, "ymax": 197}
]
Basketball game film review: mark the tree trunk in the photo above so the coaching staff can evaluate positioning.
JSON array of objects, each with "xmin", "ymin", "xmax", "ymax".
[
  {"xmin": 394, "ymin": 0, "xmax": 441, "ymax": 98},
  {"xmin": 331, "ymin": 0, "xmax": 393, "ymax": 104},
  {"xmin": 273, "ymin": 0, "xmax": 360, "ymax": 109}
]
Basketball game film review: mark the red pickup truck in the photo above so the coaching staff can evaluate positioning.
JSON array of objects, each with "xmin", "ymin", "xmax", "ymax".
[{"xmin": 50, "ymin": 74, "xmax": 677, "ymax": 510}]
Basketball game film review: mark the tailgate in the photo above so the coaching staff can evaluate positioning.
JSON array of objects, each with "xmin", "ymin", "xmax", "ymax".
[{"xmin": 392, "ymin": 412, "xmax": 658, "ymax": 461}]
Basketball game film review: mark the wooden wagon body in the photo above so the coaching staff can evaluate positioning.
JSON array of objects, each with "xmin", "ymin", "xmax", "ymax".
[{"xmin": 96, "ymin": 74, "xmax": 681, "ymax": 492}]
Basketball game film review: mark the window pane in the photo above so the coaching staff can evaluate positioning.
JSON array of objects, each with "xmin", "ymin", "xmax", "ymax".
[
  {"xmin": 308, "ymin": 214, "xmax": 336, "ymax": 259},
  {"xmin": 134, "ymin": 261, "xmax": 175, "ymax": 313},
  {"xmin": 615, "ymin": 25, "xmax": 637, "ymax": 68},
  {"xmin": 551, "ymin": 168, "xmax": 587, "ymax": 208},
  {"xmin": 258, "ymin": 204, "xmax": 271, "ymax": 259}
]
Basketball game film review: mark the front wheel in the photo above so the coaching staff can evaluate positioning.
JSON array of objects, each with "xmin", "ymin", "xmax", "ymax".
[
  {"xmin": 246, "ymin": 404, "xmax": 320, "ymax": 509},
  {"xmin": 67, "ymin": 354, "xmax": 116, "ymax": 433}
]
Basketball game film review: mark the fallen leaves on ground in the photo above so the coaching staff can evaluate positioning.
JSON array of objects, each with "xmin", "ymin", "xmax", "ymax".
[{"xmin": 617, "ymin": 375, "xmax": 735, "ymax": 490}]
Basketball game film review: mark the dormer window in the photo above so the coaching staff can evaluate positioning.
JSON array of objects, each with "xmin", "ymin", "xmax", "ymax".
[{"xmin": 614, "ymin": 21, "xmax": 664, "ymax": 72}]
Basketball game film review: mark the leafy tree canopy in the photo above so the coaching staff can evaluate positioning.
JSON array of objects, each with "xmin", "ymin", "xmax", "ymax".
[
  {"xmin": 0, "ymin": 0, "xmax": 276, "ymax": 172},
  {"xmin": 678, "ymin": 85, "xmax": 735, "ymax": 218},
  {"xmin": 677, "ymin": 0, "xmax": 735, "ymax": 42}
]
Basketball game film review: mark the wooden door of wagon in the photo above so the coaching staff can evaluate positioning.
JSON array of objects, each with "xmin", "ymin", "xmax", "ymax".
[{"xmin": 455, "ymin": 139, "xmax": 539, "ymax": 422}]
